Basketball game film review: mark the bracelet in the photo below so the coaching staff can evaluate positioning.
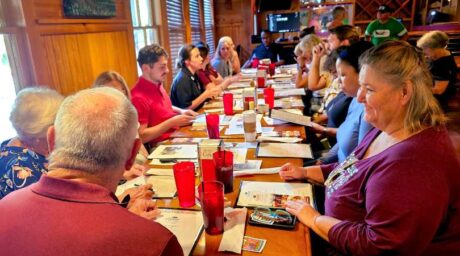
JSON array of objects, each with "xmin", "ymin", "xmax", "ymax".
[{"xmin": 322, "ymin": 127, "xmax": 328, "ymax": 135}]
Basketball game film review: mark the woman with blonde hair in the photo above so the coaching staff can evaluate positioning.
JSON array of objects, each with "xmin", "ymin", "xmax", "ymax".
[
  {"xmin": 0, "ymin": 87, "xmax": 64, "ymax": 199},
  {"xmin": 417, "ymin": 30, "xmax": 457, "ymax": 111},
  {"xmin": 219, "ymin": 36, "xmax": 241, "ymax": 74},
  {"xmin": 93, "ymin": 70, "xmax": 149, "ymax": 180},
  {"xmin": 196, "ymin": 41, "xmax": 240, "ymax": 90},
  {"xmin": 211, "ymin": 38, "xmax": 235, "ymax": 78},
  {"xmin": 93, "ymin": 70, "xmax": 131, "ymax": 98},
  {"xmin": 280, "ymin": 40, "xmax": 460, "ymax": 255},
  {"xmin": 294, "ymin": 34, "xmax": 323, "ymax": 88}
]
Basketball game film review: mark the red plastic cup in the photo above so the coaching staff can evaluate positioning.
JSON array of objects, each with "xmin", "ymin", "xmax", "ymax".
[
  {"xmin": 257, "ymin": 68, "xmax": 267, "ymax": 88},
  {"xmin": 173, "ymin": 162, "xmax": 196, "ymax": 208},
  {"xmin": 264, "ymin": 87, "xmax": 275, "ymax": 109},
  {"xmin": 213, "ymin": 150, "xmax": 233, "ymax": 193},
  {"xmin": 268, "ymin": 63, "xmax": 276, "ymax": 76},
  {"xmin": 251, "ymin": 58, "xmax": 259, "ymax": 68},
  {"xmin": 205, "ymin": 114, "xmax": 220, "ymax": 139},
  {"xmin": 199, "ymin": 181, "xmax": 224, "ymax": 235},
  {"xmin": 257, "ymin": 76, "xmax": 266, "ymax": 88},
  {"xmin": 223, "ymin": 93, "xmax": 233, "ymax": 115}
]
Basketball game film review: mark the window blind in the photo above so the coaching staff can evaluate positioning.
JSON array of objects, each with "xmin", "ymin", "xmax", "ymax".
[
  {"xmin": 203, "ymin": 0, "xmax": 215, "ymax": 57},
  {"xmin": 166, "ymin": 0, "xmax": 186, "ymax": 76},
  {"xmin": 189, "ymin": 0, "xmax": 202, "ymax": 44}
]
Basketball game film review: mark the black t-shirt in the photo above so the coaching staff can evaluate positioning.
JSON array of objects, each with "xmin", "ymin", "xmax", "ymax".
[
  {"xmin": 170, "ymin": 67, "xmax": 204, "ymax": 110},
  {"xmin": 429, "ymin": 53, "xmax": 457, "ymax": 109}
]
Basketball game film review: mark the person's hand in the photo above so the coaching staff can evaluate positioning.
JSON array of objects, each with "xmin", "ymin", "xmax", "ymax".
[
  {"xmin": 285, "ymin": 200, "xmax": 320, "ymax": 228},
  {"xmin": 312, "ymin": 43, "xmax": 327, "ymax": 58},
  {"xmin": 308, "ymin": 122, "xmax": 325, "ymax": 134},
  {"xmin": 128, "ymin": 198, "xmax": 161, "ymax": 220},
  {"xmin": 229, "ymin": 73, "xmax": 242, "ymax": 83},
  {"xmin": 279, "ymin": 163, "xmax": 305, "ymax": 180},
  {"xmin": 123, "ymin": 163, "xmax": 146, "ymax": 180},
  {"xmin": 205, "ymin": 86, "xmax": 222, "ymax": 98},
  {"xmin": 181, "ymin": 109, "xmax": 199, "ymax": 117},
  {"xmin": 117, "ymin": 183, "xmax": 154, "ymax": 210},
  {"xmin": 170, "ymin": 114, "xmax": 195, "ymax": 127},
  {"xmin": 295, "ymin": 55, "xmax": 305, "ymax": 68}
]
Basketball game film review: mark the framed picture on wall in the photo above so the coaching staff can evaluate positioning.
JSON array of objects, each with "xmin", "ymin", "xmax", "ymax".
[{"xmin": 63, "ymin": 0, "xmax": 116, "ymax": 18}]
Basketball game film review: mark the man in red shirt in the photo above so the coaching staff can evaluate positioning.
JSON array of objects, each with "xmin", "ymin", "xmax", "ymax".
[
  {"xmin": 131, "ymin": 44, "xmax": 197, "ymax": 147},
  {"xmin": 0, "ymin": 88, "xmax": 183, "ymax": 255}
]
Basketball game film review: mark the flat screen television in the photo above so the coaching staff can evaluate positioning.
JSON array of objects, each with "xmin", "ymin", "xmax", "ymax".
[
  {"xmin": 258, "ymin": 0, "xmax": 291, "ymax": 12},
  {"xmin": 267, "ymin": 12, "xmax": 300, "ymax": 33}
]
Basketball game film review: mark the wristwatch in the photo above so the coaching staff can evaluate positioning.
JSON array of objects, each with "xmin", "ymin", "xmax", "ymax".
[{"xmin": 322, "ymin": 127, "xmax": 328, "ymax": 135}]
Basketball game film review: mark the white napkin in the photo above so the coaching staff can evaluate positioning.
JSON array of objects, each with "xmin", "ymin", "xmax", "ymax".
[{"xmin": 218, "ymin": 208, "xmax": 247, "ymax": 253}]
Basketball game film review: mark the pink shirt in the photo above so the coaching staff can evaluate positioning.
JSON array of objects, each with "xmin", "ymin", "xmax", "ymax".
[{"xmin": 131, "ymin": 77, "xmax": 177, "ymax": 145}]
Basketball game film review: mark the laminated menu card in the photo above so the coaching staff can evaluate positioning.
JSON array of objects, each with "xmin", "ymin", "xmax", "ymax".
[{"xmin": 236, "ymin": 181, "xmax": 314, "ymax": 209}]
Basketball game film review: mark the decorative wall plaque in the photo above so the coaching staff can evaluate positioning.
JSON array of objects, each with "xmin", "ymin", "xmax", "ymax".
[{"xmin": 63, "ymin": 0, "xmax": 116, "ymax": 18}]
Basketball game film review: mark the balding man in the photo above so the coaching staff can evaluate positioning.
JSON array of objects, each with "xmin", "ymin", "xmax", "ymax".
[{"xmin": 0, "ymin": 88, "xmax": 183, "ymax": 256}]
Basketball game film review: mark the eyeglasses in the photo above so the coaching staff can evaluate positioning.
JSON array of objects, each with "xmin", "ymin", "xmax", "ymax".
[{"xmin": 251, "ymin": 207, "xmax": 293, "ymax": 225}]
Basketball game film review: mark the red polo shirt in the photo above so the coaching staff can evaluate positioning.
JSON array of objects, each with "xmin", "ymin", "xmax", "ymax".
[
  {"xmin": 131, "ymin": 77, "xmax": 177, "ymax": 145},
  {"xmin": 0, "ymin": 175, "xmax": 183, "ymax": 256}
]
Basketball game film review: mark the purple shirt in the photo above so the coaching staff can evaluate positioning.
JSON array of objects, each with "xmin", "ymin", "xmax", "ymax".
[
  {"xmin": 321, "ymin": 127, "xmax": 460, "ymax": 255},
  {"xmin": 0, "ymin": 175, "xmax": 183, "ymax": 256}
]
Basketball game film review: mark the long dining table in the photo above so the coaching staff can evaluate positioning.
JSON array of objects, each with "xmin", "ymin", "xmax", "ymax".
[{"xmin": 150, "ymin": 69, "xmax": 313, "ymax": 255}]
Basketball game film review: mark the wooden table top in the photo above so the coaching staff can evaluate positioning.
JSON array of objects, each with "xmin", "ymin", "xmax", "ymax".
[
  {"xmin": 153, "ymin": 137, "xmax": 311, "ymax": 256},
  {"xmin": 153, "ymin": 148, "xmax": 311, "ymax": 256},
  {"xmin": 152, "ymin": 82, "xmax": 311, "ymax": 255}
]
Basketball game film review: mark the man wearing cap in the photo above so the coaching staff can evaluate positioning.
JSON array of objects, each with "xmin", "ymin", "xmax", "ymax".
[{"xmin": 365, "ymin": 5, "xmax": 408, "ymax": 46}]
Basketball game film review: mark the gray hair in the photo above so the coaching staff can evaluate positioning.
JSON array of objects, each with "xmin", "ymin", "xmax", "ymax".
[
  {"xmin": 48, "ymin": 87, "xmax": 138, "ymax": 173},
  {"xmin": 10, "ymin": 87, "xmax": 64, "ymax": 142},
  {"xmin": 417, "ymin": 30, "xmax": 449, "ymax": 49},
  {"xmin": 359, "ymin": 40, "xmax": 446, "ymax": 133}
]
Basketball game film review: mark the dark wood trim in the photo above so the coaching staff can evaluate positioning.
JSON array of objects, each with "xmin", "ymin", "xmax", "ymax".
[{"xmin": 36, "ymin": 18, "xmax": 131, "ymax": 25}]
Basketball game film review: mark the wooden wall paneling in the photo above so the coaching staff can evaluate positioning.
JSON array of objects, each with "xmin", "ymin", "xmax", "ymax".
[
  {"xmin": 41, "ymin": 30, "xmax": 138, "ymax": 96},
  {"xmin": 11, "ymin": 0, "xmax": 138, "ymax": 95},
  {"xmin": 183, "ymin": 0, "xmax": 192, "ymax": 43},
  {"xmin": 214, "ymin": 0, "xmax": 253, "ymax": 64},
  {"xmin": 158, "ymin": 0, "xmax": 173, "ymax": 92},
  {"xmin": 354, "ymin": 0, "xmax": 416, "ymax": 32}
]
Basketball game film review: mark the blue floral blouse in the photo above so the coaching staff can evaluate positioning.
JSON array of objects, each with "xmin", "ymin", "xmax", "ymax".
[{"xmin": 0, "ymin": 139, "xmax": 48, "ymax": 199}]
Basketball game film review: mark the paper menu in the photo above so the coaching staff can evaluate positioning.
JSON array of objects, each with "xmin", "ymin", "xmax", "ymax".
[
  {"xmin": 148, "ymin": 145, "xmax": 198, "ymax": 159},
  {"xmin": 274, "ymin": 88, "xmax": 306, "ymax": 97},
  {"xmin": 270, "ymin": 109, "xmax": 311, "ymax": 126},
  {"xmin": 236, "ymin": 181, "xmax": 314, "ymax": 208},
  {"xmin": 192, "ymin": 114, "xmax": 232, "ymax": 127},
  {"xmin": 274, "ymin": 98, "xmax": 304, "ymax": 108},
  {"xmin": 156, "ymin": 209, "xmax": 204, "ymax": 256},
  {"xmin": 256, "ymin": 143, "xmax": 313, "ymax": 159}
]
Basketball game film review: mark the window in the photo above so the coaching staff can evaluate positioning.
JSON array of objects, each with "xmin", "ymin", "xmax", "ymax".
[
  {"xmin": 189, "ymin": 0, "xmax": 202, "ymax": 44},
  {"xmin": 130, "ymin": 0, "xmax": 160, "ymax": 74},
  {"xmin": 203, "ymin": 0, "xmax": 216, "ymax": 57},
  {"xmin": 166, "ymin": 0, "xmax": 186, "ymax": 77},
  {"xmin": 0, "ymin": 35, "xmax": 18, "ymax": 141}
]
